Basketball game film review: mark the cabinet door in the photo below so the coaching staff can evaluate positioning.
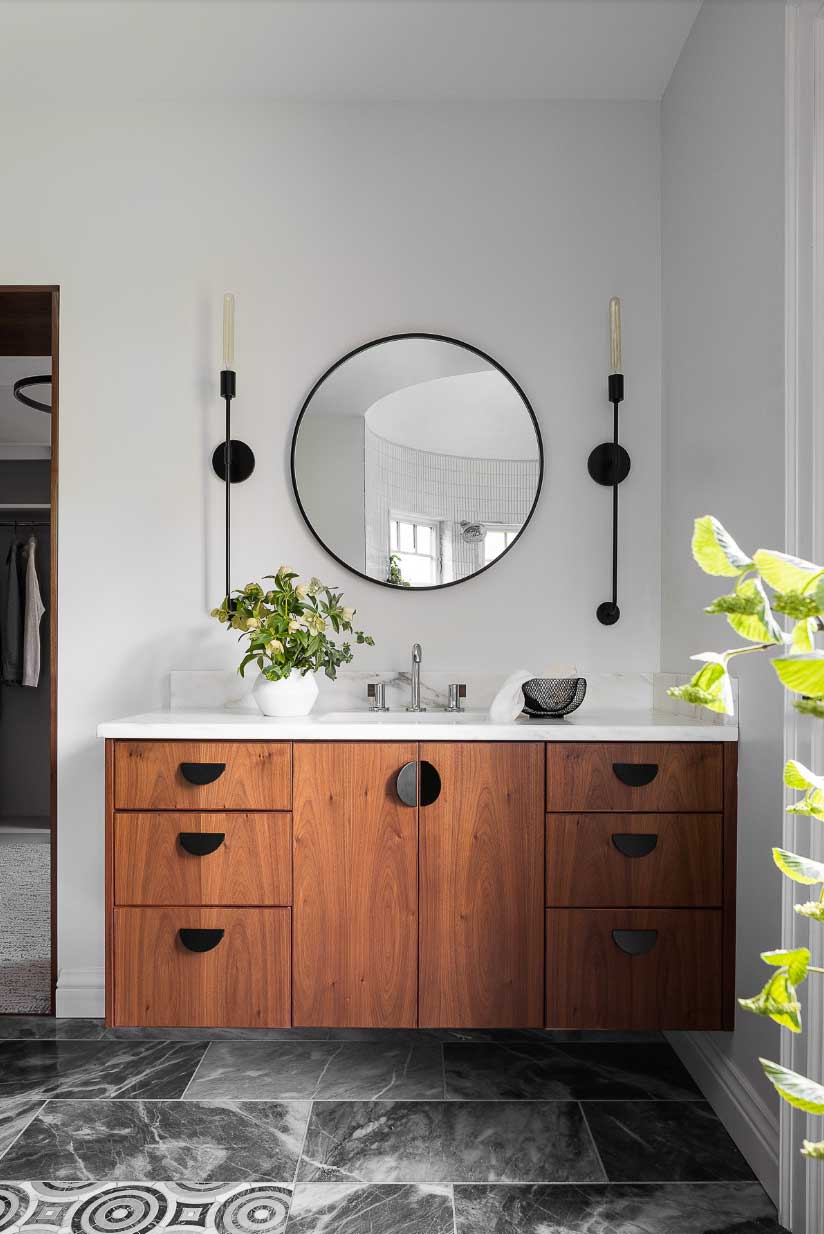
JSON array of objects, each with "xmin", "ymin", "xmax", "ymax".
[
  {"xmin": 293, "ymin": 742, "xmax": 418, "ymax": 1027},
  {"xmin": 419, "ymin": 742, "xmax": 544, "ymax": 1027}
]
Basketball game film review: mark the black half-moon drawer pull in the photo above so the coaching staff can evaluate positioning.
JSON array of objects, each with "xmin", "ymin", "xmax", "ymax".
[
  {"xmin": 611, "ymin": 833, "xmax": 658, "ymax": 859},
  {"xmin": 420, "ymin": 761, "xmax": 442, "ymax": 807},
  {"xmin": 178, "ymin": 928, "xmax": 224, "ymax": 953},
  {"xmin": 396, "ymin": 761, "xmax": 418, "ymax": 807},
  {"xmin": 179, "ymin": 832, "xmax": 225, "ymax": 857},
  {"xmin": 612, "ymin": 929, "xmax": 658, "ymax": 956},
  {"xmin": 612, "ymin": 763, "xmax": 659, "ymax": 788},
  {"xmin": 179, "ymin": 762, "xmax": 226, "ymax": 786}
]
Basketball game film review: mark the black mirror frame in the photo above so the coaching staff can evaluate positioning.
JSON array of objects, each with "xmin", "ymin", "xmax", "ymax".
[{"xmin": 290, "ymin": 332, "xmax": 544, "ymax": 592}]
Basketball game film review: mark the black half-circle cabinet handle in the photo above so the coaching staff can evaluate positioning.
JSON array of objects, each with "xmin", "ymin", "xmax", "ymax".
[
  {"xmin": 179, "ymin": 832, "xmax": 225, "ymax": 857},
  {"xmin": 612, "ymin": 929, "xmax": 658, "ymax": 957},
  {"xmin": 420, "ymin": 761, "xmax": 442, "ymax": 807},
  {"xmin": 178, "ymin": 928, "xmax": 225, "ymax": 953},
  {"xmin": 612, "ymin": 762, "xmax": 659, "ymax": 788},
  {"xmin": 179, "ymin": 762, "xmax": 226, "ymax": 786},
  {"xmin": 611, "ymin": 833, "xmax": 658, "ymax": 859}
]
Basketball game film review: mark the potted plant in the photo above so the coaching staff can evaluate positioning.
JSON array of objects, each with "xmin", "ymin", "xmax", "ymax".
[{"xmin": 211, "ymin": 566, "xmax": 374, "ymax": 717}]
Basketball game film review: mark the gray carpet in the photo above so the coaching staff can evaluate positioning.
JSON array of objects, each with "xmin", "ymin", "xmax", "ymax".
[{"xmin": 0, "ymin": 835, "xmax": 50, "ymax": 1013}]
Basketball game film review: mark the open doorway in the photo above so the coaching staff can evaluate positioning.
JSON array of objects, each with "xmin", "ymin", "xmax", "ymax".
[{"xmin": 0, "ymin": 287, "xmax": 58, "ymax": 1015}]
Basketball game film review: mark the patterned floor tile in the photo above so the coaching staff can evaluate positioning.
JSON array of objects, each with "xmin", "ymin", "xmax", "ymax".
[
  {"xmin": 286, "ymin": 1182, "xmax": 454, "ymax": 1233},
  {"xmin": 452, "ymin": 1182, "xmax": 786, "ymax": 1233},
  {"xmin": 184, "ymin": 1040, "xmax": 444, "ymax": 1101},
  {"xmin": 443, "ymin": 1042, "xmax": 701, "ymax": 1101},
  {"xmin": 583, "ymin": 1101, "xmax": 756, "ymax": 1182},
  {"xmin": 297, "ymin": 1100, "xmax": 605, "ymax": 1184},
  {"xmin": 0, "ymin": 1101, "xmax": 310, "ymax": 1183}
]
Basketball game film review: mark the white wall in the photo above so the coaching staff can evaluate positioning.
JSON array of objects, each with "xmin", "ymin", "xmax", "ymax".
[
  {"xmin": 661, "ymin": 0, "xmax": 786, "ymax": 1199},
  {"xmin": 0, "ymin": 101, "xmax": 661, "ymax": 1009}
]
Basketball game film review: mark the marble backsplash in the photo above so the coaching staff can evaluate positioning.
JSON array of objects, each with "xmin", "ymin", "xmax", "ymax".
[{"xmin": 169, "ymin": 669, "xmax": 662, "ymax": 715}]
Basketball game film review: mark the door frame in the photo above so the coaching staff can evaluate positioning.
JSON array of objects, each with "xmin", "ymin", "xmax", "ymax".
[{"xmin": 0, "ymin": 284, "xmax": 59, "ymax": 1015}]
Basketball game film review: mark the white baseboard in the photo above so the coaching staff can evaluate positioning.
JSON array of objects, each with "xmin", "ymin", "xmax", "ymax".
[
  {"xmin": 55, "ymin": 968, "xmax": 105, "ymax": 1018},
  {"xmin": 666, "ymin": 1030, "xmax": 780, "ymax": 1204}
]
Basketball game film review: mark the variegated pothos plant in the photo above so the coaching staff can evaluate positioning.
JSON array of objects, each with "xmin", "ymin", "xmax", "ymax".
[{"xmin": 673, "ymin": 516, "xmax": 824, "ymax": 1158}]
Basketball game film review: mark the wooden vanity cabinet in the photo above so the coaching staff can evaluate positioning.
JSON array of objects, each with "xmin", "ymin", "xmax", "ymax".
[{"xmin": 105, "ymin": 735, "xmax": 737, "ymax": 1031}]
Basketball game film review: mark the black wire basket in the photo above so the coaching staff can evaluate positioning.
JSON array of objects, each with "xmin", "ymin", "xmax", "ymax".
[{"xmin": 521, "ymin": 677, "xmax": 587, "ymax": 718}]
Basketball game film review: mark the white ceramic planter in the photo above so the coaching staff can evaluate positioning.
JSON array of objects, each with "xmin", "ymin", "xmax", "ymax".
[{"xmin": 253, "ymin": 671, "xmax": 319, "ymax": 717}]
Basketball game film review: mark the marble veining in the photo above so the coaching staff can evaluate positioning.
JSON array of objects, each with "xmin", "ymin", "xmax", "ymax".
[
  {"xmin": 452, "ymin": 1182, "xmax": 785, "ymax": 1233},
  {"xmin": 297, "ymin": 1100, "xmax": 605, "ymax": 1184},
  {"xmin": 184, "ymin": 1040, "xmax": 444, "ymax": 1101},
  {"xmin": 583, "ymin": 1101, "xmax": 756, "ymax": 1183},
  {"xmin": 0, "ymin": 1041, "xmax": 206, "ymax": 1100},
  {"xmin": 0, "ymin": 1017, "xmax": 105, "ymax": 1041},
  {"xmin": 0, "ymin": 1100, "xmax": 310, "ymax": 1183},
  {"xmin": 286, "ymin": 1182, "xmax": 454, "ymax": 1233},
  {"xmin": 443, "ymin": 1042, "xmax": 701, "ymax": 1101}
]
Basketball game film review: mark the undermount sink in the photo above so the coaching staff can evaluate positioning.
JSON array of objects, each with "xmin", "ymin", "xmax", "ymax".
[{"xmin": 319, "ymin": 709, "xmax": 491, "ymax": 723}]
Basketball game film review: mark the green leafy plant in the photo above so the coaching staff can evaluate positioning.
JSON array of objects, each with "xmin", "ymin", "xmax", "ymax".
[
  {"xmin": 674, "ymin": 515, "xmax": 824, "ymax": 1157},
  {"xmin": 387, "ymin": 552, "xmax": 411, "ymax": 588},
  {"xmin": 211, "ymin": 566, "xmax": 374, "ymax": 681}
]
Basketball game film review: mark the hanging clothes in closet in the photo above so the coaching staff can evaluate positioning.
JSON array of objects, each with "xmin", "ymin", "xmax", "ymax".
[{"xmin": 1, "ymin": 532, "xmax": 45, "ymax": 689}]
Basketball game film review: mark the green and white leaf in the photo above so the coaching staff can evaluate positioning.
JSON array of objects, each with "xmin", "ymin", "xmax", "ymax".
[
  {"xmin": 692, "ymin": 516, "xmax": 752, "ymax": 577},
  {"xmin": 667, "ymin": 653, "xmax": 734, "ymax": 715},
  {"xmin": 795, "ymin": 697, "xmax": 824, "ymax": 719},
  {"xmin": 728, "ymin": 579, "xmax": 784, "ymax": 644},
  {"xmin": 787, "ymin": 791, "xmax": 824, "ymax": 821},
  {"xmin": 773, "ymin": 847, "xmax": 824, "ymax": 885},
  {"xmin": 802, "ymin": 1140, "xmax": 824, "ymax": 1159},
  {"xmin": 760, "ymin": 1059, "xmax": 824, "ymax": 1114},
  {"xmin": 739, "ymin": 971, "xmax": 802, "ymax": 1032},
  {"xmin": 773, "ymin": 653, "xmax": 824, "ymax": 698},
  {"xmin": 753, "ymin": 549, "xmax": 824, "ymax": 594},
  {"xmin": 760, "ymin": 947, "xmax": 810, "ymax": 985},
  {"xmin": 795, "ymin": 900, "xmax": 824, "ymax": 921},
  {"xmin": 784, "ymin": 760, "xmax": 824, "ymax": 791},
  {"xmin": 792, "ymin": 618, "xmax": 818, "ymax": 653}
]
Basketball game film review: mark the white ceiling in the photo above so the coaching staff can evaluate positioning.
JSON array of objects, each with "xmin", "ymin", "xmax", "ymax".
[{"xmin": 0, "ymin": 0, "xmax": 702, "ymax": 103}]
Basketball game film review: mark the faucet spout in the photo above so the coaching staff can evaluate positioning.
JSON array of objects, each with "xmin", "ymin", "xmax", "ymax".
[{"xmin": 408, "ymin": 643, "xmax": 425, "ymax": 712}]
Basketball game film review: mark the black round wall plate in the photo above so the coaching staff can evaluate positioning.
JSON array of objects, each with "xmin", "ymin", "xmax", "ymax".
[
  {"xmin": 212, "ymin": 439, "xmax": 255, "ymax": 483},
  {"xmin": 588, "ymin": 443, "xmax": 631, "ymax": 486}
]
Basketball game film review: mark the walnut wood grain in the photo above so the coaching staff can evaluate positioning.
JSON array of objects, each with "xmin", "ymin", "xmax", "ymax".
[
  {"xmin": 547, "ymin": 742, "xmax": 723, "ymax": 812},
  {"xmin": 722, "ymin": 742, "xmax": 738, "ymax": 1030},
  {"xmin": 113, "ymin": 740, "xmax": 291, "ymax": 810},
  {"xmin": 546, "ymin": 908, "xmax": 723, "ymax": 1029},
  {"xmin": 113, "ymin": 907, "xmax": 290, "ymax": 1027},
  {"xmin": 419, "ymin": 742, "xmax": 544, "ymax": 1028},
  {"xmin": 546, "ymin": 813, "xmax": 723, "ymax": 908},
  {"xmin": 114, "ymin": 813, "xmax": 292, "ymax": 906},
  {"xmin": 292, "ymin": 742, "xmax": 418, "ymax": 1027}
]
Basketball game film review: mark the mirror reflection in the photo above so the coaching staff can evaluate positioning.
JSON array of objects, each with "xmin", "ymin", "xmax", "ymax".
[{"xmin": 291, "ymin": 335, "xmax": 542, "ymax": 589}]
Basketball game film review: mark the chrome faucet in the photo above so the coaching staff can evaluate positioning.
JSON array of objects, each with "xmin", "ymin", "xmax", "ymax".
[{"xmin": 407, "ymin": 643, "xmax": 425, "ymax": 712}]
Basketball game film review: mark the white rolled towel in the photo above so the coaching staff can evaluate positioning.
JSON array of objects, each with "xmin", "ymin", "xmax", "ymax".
[{"xmin": 488, "ymin": 669, "xmax": 535, "ymax": 723}]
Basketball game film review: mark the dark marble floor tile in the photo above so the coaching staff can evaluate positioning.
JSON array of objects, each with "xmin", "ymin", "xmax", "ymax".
[
  {"xmin": 0, "ymin": 1097, "xmax": 45, "ymax": 1157},
  {"xmin": 444, "ymin": 1042, "xmax": 701, "ymax": 1101},
  {"xmin": 0, "ymin": 1180, "xmax": 293, "ymax": 1233},
  {"xmin": 185, "ymin": 1040, "xmax": 444, "ymax": 1101},
  {"xmin": 298, "ymin": 1100, "xmax": 605, "ymax": 1184},
  {"xmin": 286, "ymin": 1183, "xmax": 454, "ymax": 1233},
  {"xmin": 453, "ymin": 1182, "xmax": 785, "ymax": 1233},
  {"xmin": 0, "ymin": 1018, "xmax": 105, "ymax": 1041},
  {"xmin": 0, "ymin": 1099, "xmax": 310, "ymax": 1182},
  {"xmin": 101, "ymin": 1026, "xmax": 336, "ymax": 1041},
  {"xmin": 584, "ymin": 1101, "xmax": 756, "ymax": 1183},
  {"xmin": 0, "ymin": 1040, "xmax": 207, "ymax": 1099},
  {"xmin": 434, "ymin": 1029, "xmax": 664, "ymax": 1044}
]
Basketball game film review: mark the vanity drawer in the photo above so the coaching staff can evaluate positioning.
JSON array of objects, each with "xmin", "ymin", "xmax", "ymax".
[
  {"xmin": 113, "ymin": 741, "xmax": 291, "ymax": 811},
  {"xmin": 113, "ymin": 812, "xmax": 292, "ymax": 906},
  {"xmin": 546, "ymin": 908, "xmax": 722, "ymax": 1030},
  {"xmin": 546, "ymin": 813, "xmax": 722, "ymax": 908},
  {"xmin": 547, "ymin": 742, "xmax": 723, "ymax": 812},
  {"xmin": 112, "ymin": 907, "xmax": 291, "ymax": 1027}
]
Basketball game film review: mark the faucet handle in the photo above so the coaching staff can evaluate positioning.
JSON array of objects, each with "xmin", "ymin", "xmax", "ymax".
[
  {"xmin": 368, "ymin": 682, "xmax": 389, "ymax": 712},
  {"xmin": 447, "ymin": 683, "xmax": 467, "ymax": 713}
]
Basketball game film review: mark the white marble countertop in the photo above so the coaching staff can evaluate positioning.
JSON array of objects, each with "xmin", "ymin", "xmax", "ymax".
[{"xmin": 97, "ymin": 707, "xmax": 737, "ymax": 742}]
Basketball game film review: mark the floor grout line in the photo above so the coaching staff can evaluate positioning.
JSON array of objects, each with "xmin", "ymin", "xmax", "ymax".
[{"xmin": 178, "ymin": 1041, "xmax": 214, "ymax": 1099}]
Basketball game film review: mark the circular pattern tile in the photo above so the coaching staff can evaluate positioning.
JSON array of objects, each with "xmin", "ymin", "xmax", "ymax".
[
  {"xmin": 214, "ymin": 1187, "xmax": 290, "ymax": 1234},
  {"xmin": 0, "ymin": 1184, "xmax": 31, "ymax": 1232},
  {"xmin": 71, "ymin": 1187, "xmax": 169, "ymax": 1234}
]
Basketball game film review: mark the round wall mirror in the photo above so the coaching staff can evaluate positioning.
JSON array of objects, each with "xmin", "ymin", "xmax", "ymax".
[{"xmin": 291, "ymin": 334, "xmax": 543, "ymax": 589}]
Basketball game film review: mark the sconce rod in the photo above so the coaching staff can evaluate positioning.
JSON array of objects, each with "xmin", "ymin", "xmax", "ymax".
[{"xmin": 220, "ymin": 368, "xmax": 236, "ymax": 604}]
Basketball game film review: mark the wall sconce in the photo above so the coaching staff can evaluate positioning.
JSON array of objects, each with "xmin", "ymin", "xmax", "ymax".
[
  {"xmin": 587, "ymin": 296, "xmax": 631, "ymax": 625},
  {"xmin": 211, "ymin": 293, "xmax": 255, "ymax": 604}
]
